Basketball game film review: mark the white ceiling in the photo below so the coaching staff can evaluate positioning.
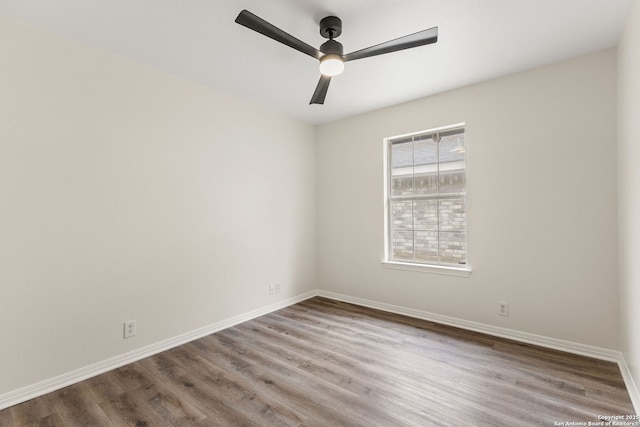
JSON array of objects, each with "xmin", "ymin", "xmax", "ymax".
[{"xmin": 0, "ymin": 0, "xmax": 632, "ymax": 125}]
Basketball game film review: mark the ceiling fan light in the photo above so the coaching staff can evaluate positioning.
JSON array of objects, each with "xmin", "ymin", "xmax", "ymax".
[{"xmin": 319, "ymin": 54, "xmax": 344, "ymax": 76}]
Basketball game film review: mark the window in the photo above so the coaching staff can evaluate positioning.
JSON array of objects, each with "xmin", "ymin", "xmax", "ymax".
[{"xmin": 384, "ymin": 124, "xmax": 468, "ymax": 272}]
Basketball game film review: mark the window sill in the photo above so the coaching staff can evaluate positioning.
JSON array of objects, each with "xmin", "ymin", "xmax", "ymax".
[{"xmin": 381, "ymin": 261, "xmax": 472, "ymax": 277}]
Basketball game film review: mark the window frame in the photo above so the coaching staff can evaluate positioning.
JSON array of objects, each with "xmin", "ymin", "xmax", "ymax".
[{"xmin": 382, "ymin": 123, "xmax": 471, "ymax": 277}]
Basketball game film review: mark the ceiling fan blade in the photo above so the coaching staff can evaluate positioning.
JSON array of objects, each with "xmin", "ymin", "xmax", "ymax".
[
  {"xmin": 343, "ymin": 26, "xmax": 438, "ymax": 62},
  {"xmin": 310, "ymin": 75, "xmax": 332, "ymax": 104},
  {"xmin": 235, "ymin": 10, "xmax": 322, "ymax": 60}
]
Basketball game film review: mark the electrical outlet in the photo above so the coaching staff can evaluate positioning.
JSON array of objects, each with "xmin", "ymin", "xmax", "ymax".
[
  {"xmin": 268, "ymin": 283, "xmax": 275, "ymax": 295},
  {"xmin": 275, "ymin": 282, "xmax": 280, "ymax": 293},
  {"xmin": 498, "ymin": 302, "xmax": 509, "ymax": 317},
  {"xmin": 123, "ymin": 320, "xmax": 136, "ymax": 338}
]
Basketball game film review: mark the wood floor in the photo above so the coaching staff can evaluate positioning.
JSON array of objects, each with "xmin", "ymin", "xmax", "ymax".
[{"xmin": 1, "ymin": 297, "xmax": 636, "ymax": 426}]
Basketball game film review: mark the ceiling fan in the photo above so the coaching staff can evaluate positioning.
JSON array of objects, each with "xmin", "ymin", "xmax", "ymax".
[{"xmin": 235, "ymin": 10, "xmax": 438, "ymax": 105}]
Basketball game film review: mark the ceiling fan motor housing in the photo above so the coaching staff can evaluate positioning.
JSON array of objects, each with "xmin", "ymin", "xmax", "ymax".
[{"xmin": 320, "ymin": 39, "xmax": 343, "ymax": 56}]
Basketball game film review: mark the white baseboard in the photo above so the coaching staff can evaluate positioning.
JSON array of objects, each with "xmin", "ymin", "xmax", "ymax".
[
  {"xmin": 2, "ymin": 289, "xmax": 638, "ymax": 415},
  {"xmin": 317, "ymin": 290, "xmax": 640, "ymax": 414},
  {"xmin": 0, "ymin": 290, "xmax": 317, "ymax": 411},
  {"xmin": 618, "ymin": 354, "xmax": 640, "ymax": 414}
]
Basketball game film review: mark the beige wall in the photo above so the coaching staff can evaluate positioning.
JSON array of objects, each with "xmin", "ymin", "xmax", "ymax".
[
  {"xmin": 317, "ymin": 49, "xmax": 619, "ymax": 349},
  {"xmin": 0, "ymin": 16, "xmax": 316, "ymax": 394},
  {"xmin": 618, "ymin": 0, "xmax": 640, "ymax": 406}
]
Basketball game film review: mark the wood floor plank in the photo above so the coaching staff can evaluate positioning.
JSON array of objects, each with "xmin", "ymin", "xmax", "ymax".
[
  {"xmin": 8, "ymin": 393, "xmax": 56, "ymax": 425},
  {"xmin": 2, "ymin": 296, "xmax": 636, "ymax": 426},
  {"xmin": 22, "ymin": 412, "xmax": 66, "ymax": 427},
  {"xmin": 98, "ymin": 389, "xmax": 169, "ymax": 427},
  {"xmin": 234, "ymin": 313, "xmax": 464, "ymax": 425},
  {"xmin": 136, "ymin": 349, "xmax": 273, "ymax": 426},
  {"xmin": 192, "ymin": 333, "xmax": 383, "ymax": 426},
  {"xmin": 136, "ymin": 382, "xmax": 207, "ymax": 425},
  {"xmin": 47, "ymin": 382, "xmax": 116, "ymax": 427},
  {"xmin": 167, "ymin": 370, "xmax": 265, "ymax": 426},
  {"xmin": 0, "ymin": 406, "xmax": 15, "ymax": 427},
  {"xmin": 81, "ymin": 370, "xmax": 132, "ymax": 405}
]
